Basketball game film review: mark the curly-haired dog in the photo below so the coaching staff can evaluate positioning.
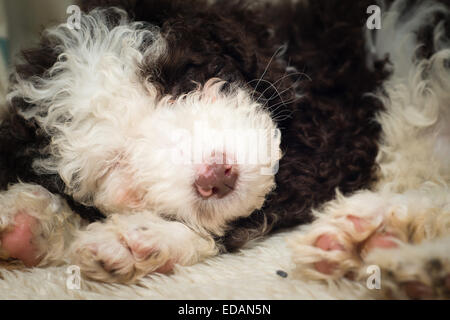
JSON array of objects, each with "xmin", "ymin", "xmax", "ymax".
[
  {"xmin": 0, "ymin": 0, "xmax": 414, "ymax": 285},
  {"xmin": 289, "ymin": 0, "xmax": 450, "ymax": 299}
]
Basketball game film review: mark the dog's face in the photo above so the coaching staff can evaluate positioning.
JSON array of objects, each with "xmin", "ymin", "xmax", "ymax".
[{"xmin": 9, "ymin": 9, "xmax": 281, "ymax": 234}]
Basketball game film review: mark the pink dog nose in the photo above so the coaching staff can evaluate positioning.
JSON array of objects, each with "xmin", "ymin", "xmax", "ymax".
[{"xmin": 194, "ymin": 158, "xmax": 238, "ymax": 199}]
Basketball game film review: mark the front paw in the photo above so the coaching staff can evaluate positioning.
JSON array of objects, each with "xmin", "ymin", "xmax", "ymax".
[
  {"xmin": 70, "ymin": 221, "xmax": 174, "ymax": 283},
  {"xmin": 288, "ymin": 209, "xmax": 403, "ymax": 280}
]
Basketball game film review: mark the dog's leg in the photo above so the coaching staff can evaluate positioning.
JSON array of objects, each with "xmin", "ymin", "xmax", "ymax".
[
  {"xmin": 0, "ymin": 183, "xmax": 82, "ymax": 267},
  {"xmin": 69, "ymin": 212, "xmax": 218, "ymax": 283},
  {"xmin": 287, "ymin": 188, "xmax": 450, "ymax": 299}
]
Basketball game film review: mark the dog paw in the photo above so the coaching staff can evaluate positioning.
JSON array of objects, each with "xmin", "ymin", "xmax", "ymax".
[
  {"xmin": 0, "ymin": 184, "xmax": 78, "ymax": 267},
  {"xmin": 288, "ymin": 192, "xmax": 408, "ymax": 279},
  {"xmin": 364, "ymin": 239, "xmax": 450, "ymax": 299},
  {"xmin": 0, "ymin": 211, "xmax": 42, "ymax": 267},
  {"xmin": 292, "ymin": 215, "xmax": 403, "ymax": 279},
  {"xmin": 70, "ymin": 221, "xmax": 175, "ymax": 283}
]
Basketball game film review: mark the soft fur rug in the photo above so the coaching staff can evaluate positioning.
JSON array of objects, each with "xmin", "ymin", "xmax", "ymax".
[{"xmin": 0, "ymin": 226, "xmax": 372, "ymax": 299}]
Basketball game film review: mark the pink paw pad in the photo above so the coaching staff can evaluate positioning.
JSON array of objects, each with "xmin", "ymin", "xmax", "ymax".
[
  {"xmin": 364, "ymin": 232, "xmax": 398, "ymax": 253},
  {"xmin": 314, "ymin": 234, "xmax": 345, "ymax": 274},
  {"xmin": 155, "ymin": 260, "xmax": 174, "ymax": 274},
  {"xmin": 0, "ymin": 212, "xmax": 41, "ymax": 267}
]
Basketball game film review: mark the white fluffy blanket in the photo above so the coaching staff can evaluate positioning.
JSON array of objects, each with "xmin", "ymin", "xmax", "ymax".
[{"xmin": 0, "ymin": 227, "xmax": 373, "ymax": 300}]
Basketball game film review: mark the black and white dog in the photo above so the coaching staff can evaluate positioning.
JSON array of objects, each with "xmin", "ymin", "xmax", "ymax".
[{"xmin": 0, "ymin": 0, "xmax": 449, "ymax": 298}]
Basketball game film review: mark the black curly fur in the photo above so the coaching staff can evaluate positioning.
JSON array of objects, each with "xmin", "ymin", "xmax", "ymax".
[{"xmin": 1, "ymin": 0, "xmax": 390, "ymax": 250}]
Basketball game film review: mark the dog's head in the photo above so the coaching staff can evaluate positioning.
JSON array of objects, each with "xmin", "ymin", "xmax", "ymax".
[{"xmin": 9, "ymin": 8, "xmax": 282, "ymax": 234}]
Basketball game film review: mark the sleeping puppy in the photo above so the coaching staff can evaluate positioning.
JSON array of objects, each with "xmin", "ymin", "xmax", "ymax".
[{"xmin": 0, "ymin": 0, "xmax": 389, "ymax": 283}]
